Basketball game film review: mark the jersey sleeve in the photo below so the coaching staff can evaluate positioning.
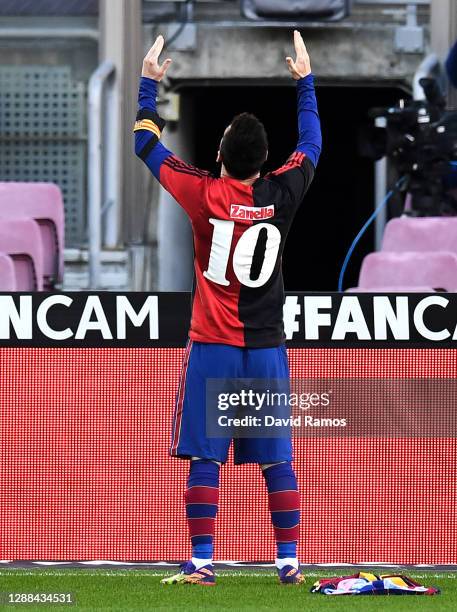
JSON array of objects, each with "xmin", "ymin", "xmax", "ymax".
[
  {"xmin": 134, "ymin": 77, "xmax": 210, "ymax": 219},
  {"xmin": 267, "ymin": 74, "xmax": 322, "ymax": 204}
]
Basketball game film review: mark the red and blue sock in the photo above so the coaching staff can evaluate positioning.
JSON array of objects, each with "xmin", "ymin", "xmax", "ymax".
[
  {"xmin": 262, "ymin": 462, "xmax": 300, "ymax": 569},
  {"xmin": 185, "ymin": 459, "xmax": 220, "ymax": 568}
]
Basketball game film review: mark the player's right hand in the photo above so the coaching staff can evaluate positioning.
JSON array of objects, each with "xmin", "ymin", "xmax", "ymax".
[
  {"xmin": 286, "ymin": 30, "xmax": 312, "ymax": 80},
  {"xmin": 142, "ymin": 35, "xmax": 172, "ymax": 82}
]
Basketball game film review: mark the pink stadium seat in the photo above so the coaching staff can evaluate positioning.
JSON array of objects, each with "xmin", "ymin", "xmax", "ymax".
[
  {"xmin": 347, "ymin": 286, "xmax": 436, "ymax": 293},
  {"xmin": 0, "ymin": 219, "xmax": 44, "ymax": 291},
  {"xmin": 0, "ymin": 253, "xmax": 17, "ymax": 291},
  {"xmin": 0, "ymin": 182, "xmax": 64, "ymax": 289},
  {"xmin": 358, "ymin": 252, "xmax": 457, "ymax": 291},
  {"xmin": 382, "ymin": 217, "xmax": 457, "ymax": 254}
]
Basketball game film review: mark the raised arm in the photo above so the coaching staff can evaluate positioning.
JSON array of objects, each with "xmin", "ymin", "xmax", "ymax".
[
  {"xmin": 268, "ymin": 31, "xmax": 322, "ymax": 203},
  {"xmin": 134, "ymin": 35, "xmax": 173, "ymax": 178},
  {"xmin": 134, "ymin": 36, "xmax": 210, "ymax": 219},
  {"xmin": 286, "ymin": 30, "xmax": 322, "ymax": 168},
  {"xmin": 135, "ymin": 76, "xmax": 171, "ymax": 178}
]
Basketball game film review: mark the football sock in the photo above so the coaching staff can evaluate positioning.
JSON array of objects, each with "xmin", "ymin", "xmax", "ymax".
[
  {"xmin": 262, "ymin": 462, "xmax": 300, "ymax": 568},
  {"xmin": 275, "ymin": 557, "xmax": 299, "ymax": 570},
  {"xmin": 185, "ymin": 459, "xmax": 220, "ymax": 567}
]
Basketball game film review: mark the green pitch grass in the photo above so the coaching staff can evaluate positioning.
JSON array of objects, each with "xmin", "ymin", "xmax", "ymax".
[{"xmin": 0, "ymin": 569, "xmax": 455, "ymax": 611}]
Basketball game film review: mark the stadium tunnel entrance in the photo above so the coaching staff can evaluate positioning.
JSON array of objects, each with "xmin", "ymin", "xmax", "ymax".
[{"xmin": 159, "ymin": 83, "xmax": 405, "ymax": 291}]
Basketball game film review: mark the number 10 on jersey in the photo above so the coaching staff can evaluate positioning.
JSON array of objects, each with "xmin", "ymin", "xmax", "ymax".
[{"xmin": 203, "ymin": 218, "xmax": 281, "ymax": 288}]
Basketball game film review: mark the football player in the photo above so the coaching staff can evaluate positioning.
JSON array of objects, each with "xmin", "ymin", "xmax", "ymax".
[{"xmin": 134, "ymin": 30, "xmax": 321, "ymax": 585}]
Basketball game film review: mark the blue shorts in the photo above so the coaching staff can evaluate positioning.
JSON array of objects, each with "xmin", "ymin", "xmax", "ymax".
[{"xmin": 170, "ymin": 341, "xmax": 293, "ymax": 465}]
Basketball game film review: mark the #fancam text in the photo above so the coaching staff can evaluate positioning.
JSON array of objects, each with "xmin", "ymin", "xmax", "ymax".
[{"xmin": 284, "ymin": 295, "xmax": 457, "ymax": 342}]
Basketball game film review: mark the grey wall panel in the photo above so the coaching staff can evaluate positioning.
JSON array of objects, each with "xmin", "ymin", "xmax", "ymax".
[{"xmin": 0, "ymin": 0, "xmax": 98, "ymax": 16}]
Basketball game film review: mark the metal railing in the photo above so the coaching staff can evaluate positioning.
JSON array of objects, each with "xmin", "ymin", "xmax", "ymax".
[{"xmin": 88, "ymin": 61, "xmax": 119, "ymax": 289}]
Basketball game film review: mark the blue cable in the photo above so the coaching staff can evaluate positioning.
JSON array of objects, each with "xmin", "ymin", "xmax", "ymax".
[{"xmin": 337, "ymin": 176, "xmax": 406, "ymax": 292}]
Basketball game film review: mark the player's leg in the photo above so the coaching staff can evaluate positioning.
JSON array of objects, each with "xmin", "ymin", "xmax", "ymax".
[
  {"xmin": 162, "ymin": 455, "xmax": 220, "ymax": 586},
  {"xmin": 163, "ymin": 341, "xmax": 241, "ymax": 585},
  {"xmin": 235, "ymin": 344, "xmax": 303, "ymax": 583},
  {"xmin": 261, "ymin": 461, "xmax": 304, "ymax": 584},
  {"xmin": 184, "ymin": 457, "xmax": 220, "ymax": 575},
  {"xmin": 169, "ymin": 340, "xmax": 238, "ymax": 462},
  {"xmin": 234, "ymin": 344, "xmax": 292, "ymax": 464}
]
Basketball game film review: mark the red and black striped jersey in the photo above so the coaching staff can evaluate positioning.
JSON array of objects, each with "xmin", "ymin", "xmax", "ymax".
[{"xmin": 135, "ymin": 76, "xmax": 321, "ymax": 347}]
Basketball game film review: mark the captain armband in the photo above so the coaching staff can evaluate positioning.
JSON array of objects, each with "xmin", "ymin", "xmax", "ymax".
[{"xmin": 133, "ymin": 109, "xmax": 167, "ymax": 161}]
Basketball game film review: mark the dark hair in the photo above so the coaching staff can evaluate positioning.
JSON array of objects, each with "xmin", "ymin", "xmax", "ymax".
[{"xmin": 220, "ymin": 113, "xmax": 268, "ymax": 180}]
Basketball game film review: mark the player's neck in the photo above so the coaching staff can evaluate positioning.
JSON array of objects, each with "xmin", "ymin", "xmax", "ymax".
[{"xmin": 220, "ymin": 166, "xmax": 260, "ymax": 186}]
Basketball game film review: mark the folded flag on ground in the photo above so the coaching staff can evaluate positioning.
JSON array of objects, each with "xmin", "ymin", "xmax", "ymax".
[{"xmin": 311, "ymin": 572, "xmax": 440, "ymax": 595}]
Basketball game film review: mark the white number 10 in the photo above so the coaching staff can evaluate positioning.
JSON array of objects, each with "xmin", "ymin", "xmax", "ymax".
[{"xmin": 203, "ymin": 218, "xmax": 281, "ymax": 288}]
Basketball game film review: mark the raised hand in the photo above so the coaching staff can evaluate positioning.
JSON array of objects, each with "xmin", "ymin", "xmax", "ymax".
[
  {"xmin": 142, "ymin": 35, "xmax": 172, "ymax": 82},
  {"xmin": 286, "ymin": 30, "xmax": 312, "ymax": 80}
]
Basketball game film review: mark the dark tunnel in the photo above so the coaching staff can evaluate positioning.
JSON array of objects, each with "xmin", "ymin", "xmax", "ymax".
[{"xmin": 185, "ymin": 83, "xmax": 404, "ymax": 291}]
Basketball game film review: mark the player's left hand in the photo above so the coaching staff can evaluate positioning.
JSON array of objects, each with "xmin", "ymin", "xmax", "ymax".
[{"xmin": 142, "ymin": 35, "xmax": 172, "ymax": 82}]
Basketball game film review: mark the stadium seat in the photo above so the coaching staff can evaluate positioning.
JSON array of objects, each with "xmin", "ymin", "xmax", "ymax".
[
  {"xmin": 347, "ymin": 286, "xmax": 436, "ymax": 293},
  {"xmin": 0, "ymin": 218, "xmax": 44, "ymax": 291},
  {"xmin": 241, "ymin": 0, "xmax": 350, "ymax": 22},
  {"xmin": 0, "ymin": 252, "xmax": 17, "ymax": 291},
  {"xmin": 0, "ymin": 182, "xmax": 64, "ymax": 289},
  {"xmin": 382, "ymin": 217, "xmax": 457, "ymax": 254},
  {"xmin": 357, "ymin": 251, "xmax": 457, "ymax": 291}
]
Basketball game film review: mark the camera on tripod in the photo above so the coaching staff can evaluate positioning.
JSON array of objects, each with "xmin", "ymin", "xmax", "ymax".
[{"xmin": 362, "ymin": 77, "xmax": 457, "ymax": 216}]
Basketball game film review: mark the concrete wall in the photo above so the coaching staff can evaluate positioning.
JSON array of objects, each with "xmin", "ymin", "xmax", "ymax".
[
  {"xmin": 147, "ymin": 24, "xmax": 427, "ymax": 87},
  {"xmin": 144, "ymin": 0, "xmax": 431, "ymax": 88}
]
